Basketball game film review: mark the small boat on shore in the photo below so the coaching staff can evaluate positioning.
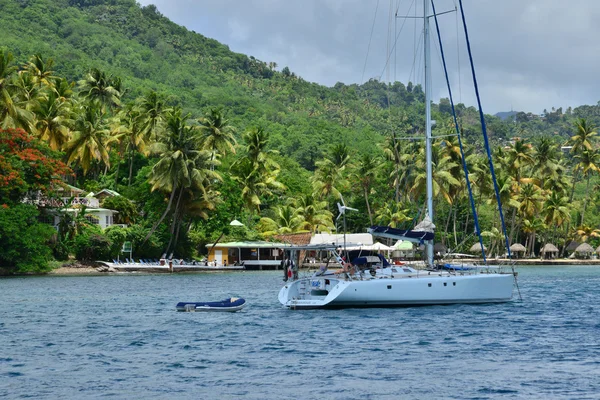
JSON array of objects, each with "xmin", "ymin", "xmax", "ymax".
[{"xmin": 176, "ymin": 297, "xmax": 246, "ymax": 312}]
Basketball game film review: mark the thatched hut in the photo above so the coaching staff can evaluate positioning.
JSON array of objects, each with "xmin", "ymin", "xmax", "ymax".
[
  {"xmin": 509, "ymin": 243, "xmax": 527, "ymax": 257},
  {"xmin": 540, "ymin": 243, "xmax": 559, "ymax": 259},
  {"xmin": 574, "ymin": 242, "xmax": 594, "ymax": 259},
  {"xmin": 596, "ymin": 245, "xmax": 600, "ymax": 255},
  {"xmin": 469, "ymin": 242, "xmax": 487, "ymax": 253}
]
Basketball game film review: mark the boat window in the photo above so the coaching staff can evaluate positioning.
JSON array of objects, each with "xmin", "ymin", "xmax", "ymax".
[
  {"xmin": 387, "ymin": 285, "xmax": 392, "ymax": 289},
  {"xmin": 403, "ymin": 268, "xmax": 412, "ymax": 273},
  {"xmin": 453, "ymin": 282, "xmax": 456, "ymax": 286},
  {"xmin": 428, "ymin": 283, "xmax": 432, "ymax": 287},
  {"xmin": 444, "ymin": 282, "xmax": 447, "ymax": 286}
]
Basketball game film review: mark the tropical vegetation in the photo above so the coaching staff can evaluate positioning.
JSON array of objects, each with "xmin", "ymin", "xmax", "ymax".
[{"xmin": 1, "ymin": 0, "xmax": 599, "ymax": 273}]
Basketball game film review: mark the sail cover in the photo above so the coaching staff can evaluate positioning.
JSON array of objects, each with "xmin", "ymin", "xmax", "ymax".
[{"xmin": 368, "ymin": 225, "xmax": 434, "ymax": 243}]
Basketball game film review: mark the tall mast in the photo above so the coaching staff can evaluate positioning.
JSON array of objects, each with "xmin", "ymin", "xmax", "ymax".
[{"xmin": 424, "ymin": 0, "xmax": 434, "ymax": 266}]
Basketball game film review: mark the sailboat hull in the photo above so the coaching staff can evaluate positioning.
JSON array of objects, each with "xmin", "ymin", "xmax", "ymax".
[{"xmin": 279, "ymin": 273, "xmax": 514, "ymax": 309}]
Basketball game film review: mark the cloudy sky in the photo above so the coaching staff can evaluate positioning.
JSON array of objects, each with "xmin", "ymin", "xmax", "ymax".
[{"xmin": 137, "ymin": 0, "xmax": 600, "ymax": 114}]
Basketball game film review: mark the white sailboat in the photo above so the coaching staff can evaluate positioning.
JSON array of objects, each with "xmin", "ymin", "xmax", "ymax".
[{"xmin": 278, "ymin": 0, "xmax": 516, "ymax": 309}]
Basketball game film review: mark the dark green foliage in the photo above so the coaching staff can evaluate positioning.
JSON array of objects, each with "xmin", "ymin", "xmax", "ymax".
[
  {"xmin": 125, "ymin": 223, "xmax": 164, "ymax": 259},
  {"xmin": 73, "ymin": 224, "xmax": 112, "ymax": 261},
  {"xmin": 102, "ymin": 195, "xmax": 137, "ymax": 224},
  {"xmin": 0, "ymin": 204, "xmax": 55, "ymax": 273},
  {"xmin": 104, "ymin": 225, "xmax": 127, "ymax": 257}
]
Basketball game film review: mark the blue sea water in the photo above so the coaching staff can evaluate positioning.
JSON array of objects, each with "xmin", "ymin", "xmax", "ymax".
[{"xmin": 1, "ymin": 266, "xmax": 599, "ymax": 399}]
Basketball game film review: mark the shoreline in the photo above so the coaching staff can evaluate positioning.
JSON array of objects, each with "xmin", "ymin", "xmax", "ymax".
[{"xmin": 41, "ymin": 258, "xmax": 600, "ymax": 276}]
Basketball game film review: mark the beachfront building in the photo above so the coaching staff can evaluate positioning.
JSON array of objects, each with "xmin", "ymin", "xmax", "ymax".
[{"xmin": 205, "ymin": 241, "xmax": 291, "ymax": 269}]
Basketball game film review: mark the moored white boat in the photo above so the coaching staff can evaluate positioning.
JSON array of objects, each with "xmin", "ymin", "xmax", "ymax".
[
  {"xmin": 279, "ymin": 272, "xmax": 513, "ymax": 309},
  {"xmin": 278, "ymin": 0, "xmax": 519, "ymax": 309}
]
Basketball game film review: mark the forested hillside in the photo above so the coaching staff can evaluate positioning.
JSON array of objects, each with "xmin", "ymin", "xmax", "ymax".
[{"xmin": 1, "ymin": 0, "xmax": 600, "ymax": 273}]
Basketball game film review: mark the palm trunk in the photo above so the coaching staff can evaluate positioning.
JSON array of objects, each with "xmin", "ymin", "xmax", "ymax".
[
  {"xmin": 569, "ymin": 169, "xmax": 579, "ymax": 202},
  {"xmin": 143, "ymin": 183, "xmax": 178, "ymax": 244},
  {"xmin": 128, "ymin": 150, "xmax": 135, "ymax": 186},
  {"xmin": 444, "ymin": 203, "xmax": 453, "ymax": 246},
  {"xmin": 364, "ymin": 186, "xmax": 373, "ymax": 226},
  {"xmin": 453, "ymin": 206, "xmax": 459, "ymax": 248},
  {"xmin": 508, "ymin": 207, "xmax": 517, "ymax": 245},
  {"xmin": 581, "ymin": 174, "xmax": 590, "ymax": 225},
  {"xmin": 165, "ymin": 186, "xmax": 185, "ymax": 254}
]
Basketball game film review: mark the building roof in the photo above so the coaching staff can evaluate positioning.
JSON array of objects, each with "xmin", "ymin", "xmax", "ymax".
[
  {"xmin": 205, "ymin": 241, "xmax": 291, "ymax": 249},
  {"xmin": 310, "ymin": 233, "xmax": 373, "ymax": 246},
  {"xmin": 61, "ymin": 207, "xmax": 118, "ymax": 213},
  {"xmin": 274, "ymin": 232, "xmax": 312, "ymax": 246},
  {"xmin": 94, "ymin": 189, "xmax": 121, "ymax": 198}
]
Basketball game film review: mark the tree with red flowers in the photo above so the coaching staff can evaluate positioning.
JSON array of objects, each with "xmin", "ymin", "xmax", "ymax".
[{"xmin": 0, "ymin": 127, "xmax": 71, "ymax": 205}]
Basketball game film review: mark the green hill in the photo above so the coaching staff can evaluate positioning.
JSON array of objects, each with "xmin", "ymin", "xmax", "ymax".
[{"xmin": 2, "ymin": 0, "xmax": 600, "ymax": 272}]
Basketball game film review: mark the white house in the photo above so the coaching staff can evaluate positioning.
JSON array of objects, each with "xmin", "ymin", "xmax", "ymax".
[{"xmin": 37, "ymin": 185, "xmax": 121, "ymax": 230}]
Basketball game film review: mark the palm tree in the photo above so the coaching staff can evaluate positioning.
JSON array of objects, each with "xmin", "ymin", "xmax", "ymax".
[
  {"xmin": 352, "ymin": 153, "xmax": 380, "ymax": 225},
  {"xmin": 137, "ymin": 90, "xmax": 170, "ymax": 140},
  {"xmin": 198, "ymin": 107, "xmax": 236, "ymax": 168},
  {"xmin": 517, "ymin": 183, "xmax": 543, "ymax": 220},
  {"xmin": 542, "ymin": 191, "xmax": 570, "ymax": 246},
  {"xmin": 63, "ymin": 103, "xmax": 112, "ymax": 175},
  {"xmin": 575, "ymin": 224, "xmax": 600, "ymax": 243},
  {"xmin": 567, "ymin": 118, "xmax": 597, "ymax": 201},
  {"xmin": 78, "ymin": 68, "xmax": 121, "ymax": 112},
  {"xmin": 0, "ymin": 49, "xmax": 33, "ymax": 130},
  {"xmin": 568, "ymin": 118, "xmax": 597, "ymax": 155},
  {"xmin": 293, "ymin": 194, "xmax": 334, "ymax": 233},
  {"xmin": 118, "ymin": 103, "xmax": 150, "ymax": 185},
  {"xmin": 532, "ymin": 137, "xmax": 559, "ymax": 190},
  {"xmin": 410, "ymin": 142, "xmax": 461, "ymax": 206},
  {"xmin": 374, "ymin": 201, "xmax": 412, "ymax": 228},
  {"xmin": 23, "ymin": 53, "xmax": 57, "ymax": 88},
  {"xmin": 506, "ymin": 138, "xmax": 534, "ymax": 186},
  {"xmin": 231, "ymin": 126, "xmax": 284, "ymax": 216},
  {"xmin": 330, "ymin": 143, "xmax": 351, "ymax": 170},
  {"xmin": 311, "ymin": 158, "xmax": 343, "ymax": 201},
  {"xmin": 258, "ymin": 205, "xmax": 303, "ymax": 236},
  {"xmin": 381, "ymin": 132, "xmax": 402, "ymax": 202},
  {"xmin": 145, "ymin": 108, "xmax": 220, "ymax": 247},
  {"xmin": 32, "ymin": 90, "xmax": 72, "ymax": 151},
  {"xmin": 574, "ymin": 147, "xmax": 600, "ymax": 224},
  {"xmin": 521, "ymin": 215, "xmax": 545, "ymax": 257}
]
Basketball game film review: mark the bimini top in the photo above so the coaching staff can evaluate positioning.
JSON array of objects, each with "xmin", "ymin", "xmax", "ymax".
[{"xmin": 368, "ymin": 226, "xmax": 434, "ymax": 243}]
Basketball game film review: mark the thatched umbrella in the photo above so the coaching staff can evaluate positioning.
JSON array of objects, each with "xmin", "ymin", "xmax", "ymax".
[
  {"xmin": 509, "ymin": 243, "xmax": 527, "ymax": 254},
  {"xmin": 596, "ymin": 245, "xmax": 600, "ymax": 254},
  {"xmin": 574, "ymin": 242, "xmax": 594, "ymax": 256},
  {"xmin": 540, "ymin": 243, "xmax": 559, "ymax": 254},
  {"xmin": 540, "ymin": 243, "xmax": 559, "ymax": 259},
  {"xmin": 469, "ymin": 243, "xmax": 487, "ymax": 253}
]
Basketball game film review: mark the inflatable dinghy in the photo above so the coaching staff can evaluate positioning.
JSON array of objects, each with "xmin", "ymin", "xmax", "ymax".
[{"xmin": 176, "ymin": 297, "xmax": 246, "ymax": 312}]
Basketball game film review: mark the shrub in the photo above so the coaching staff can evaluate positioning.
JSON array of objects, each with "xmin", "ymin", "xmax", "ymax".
[
  {"xmin": 73, "ymin": 224, "xmax": 113, "ymax": 261},
  {"xmin": 0, "ymin": 204, "xmax": 55, "ymax": 273}
]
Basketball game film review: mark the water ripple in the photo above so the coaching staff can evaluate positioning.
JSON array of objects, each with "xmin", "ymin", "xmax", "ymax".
[{"xmin": 0, "ymin": 267, "xmax": 599, "ymax": 399}]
